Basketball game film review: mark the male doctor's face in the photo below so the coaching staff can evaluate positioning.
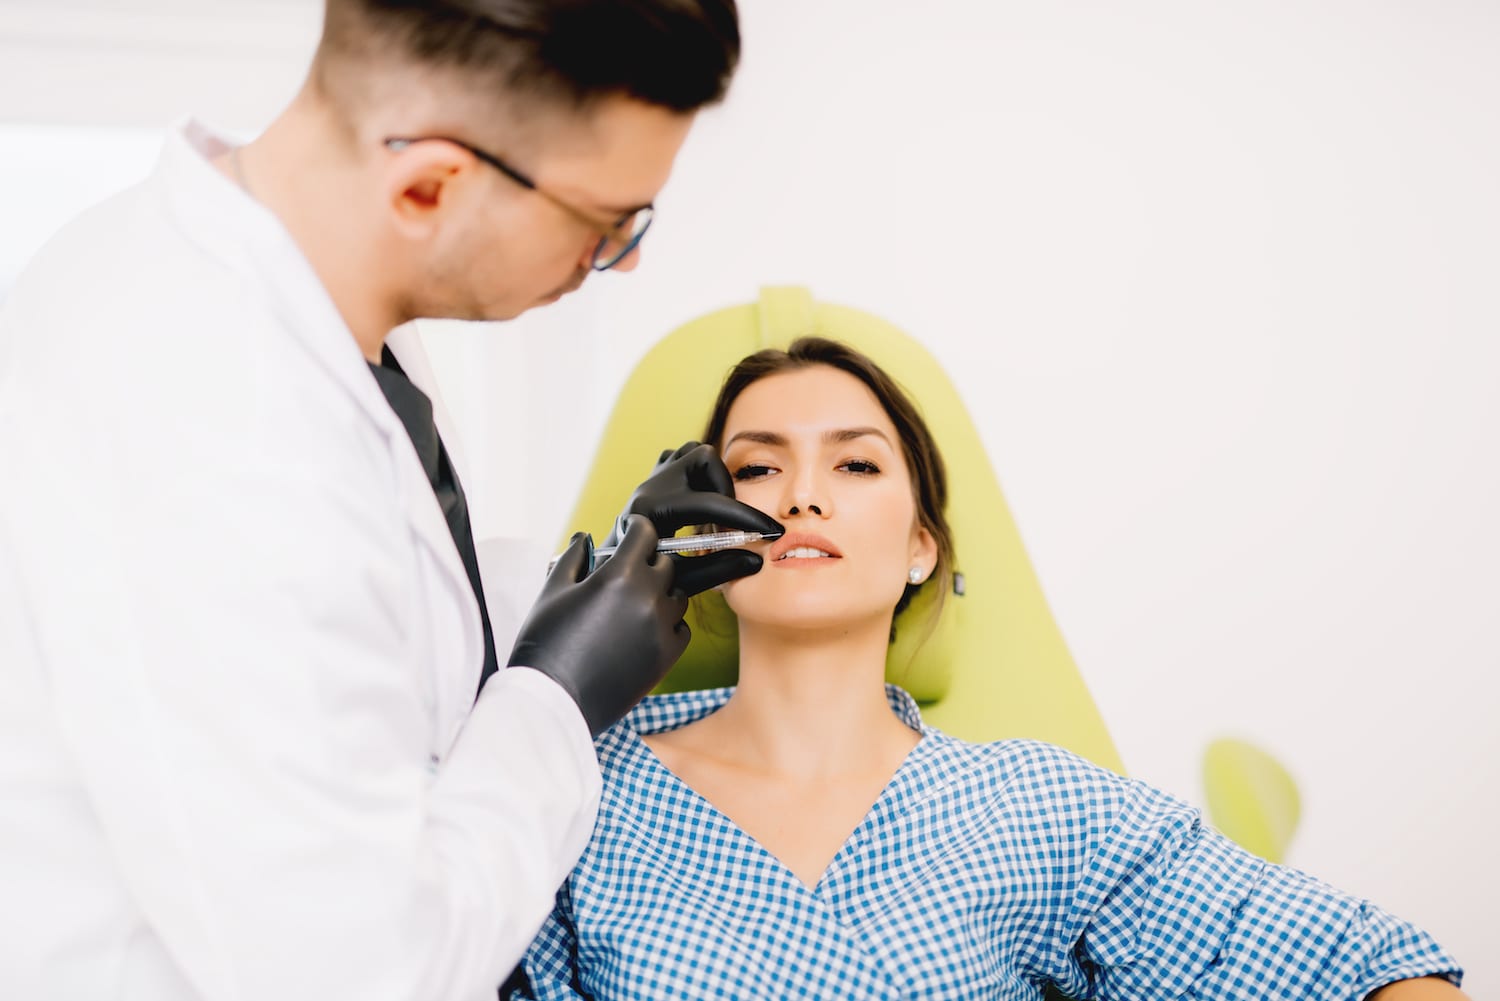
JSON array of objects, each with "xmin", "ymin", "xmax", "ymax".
[{"xmin": 386, "ymin": 95, "xmax": 694, "ymax": 322}]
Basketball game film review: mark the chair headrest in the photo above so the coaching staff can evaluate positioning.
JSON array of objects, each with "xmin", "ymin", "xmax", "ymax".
[{"xmin": 574, "ymin": 286, "xmax": 966, "ymax": 701}]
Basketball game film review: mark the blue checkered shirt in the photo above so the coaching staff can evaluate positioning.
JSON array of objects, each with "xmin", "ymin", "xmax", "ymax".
[{"xmin": 515, "ymin": 686, "xmax": 1462, "ymax": 999}]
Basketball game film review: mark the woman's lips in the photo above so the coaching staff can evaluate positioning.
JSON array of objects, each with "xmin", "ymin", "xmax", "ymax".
[
  {"xmin": 769, "ymin": 532, "xmax": 843, "ymax": 567},
  {"xmin": 771, "ymin": 553, "xmax": 842, "ymax": 568}
]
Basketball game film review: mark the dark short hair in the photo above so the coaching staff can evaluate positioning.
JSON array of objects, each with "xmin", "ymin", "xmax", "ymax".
[
  {"xmin": 703, "ymin": 337, "xmax": 955, "ymax": 623},
  {"xmin": 317, "ymin": 0, "xmax": 740, "ymax": 113}
]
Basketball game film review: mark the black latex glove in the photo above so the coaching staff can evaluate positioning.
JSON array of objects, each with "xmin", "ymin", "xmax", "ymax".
[
  {"xmin": 605, "ymin": 441, "xmax": 784, "ymax": 597},
  {"xmin": 508, "ymin": 516, "xmax": 688, "ymax": 736}
]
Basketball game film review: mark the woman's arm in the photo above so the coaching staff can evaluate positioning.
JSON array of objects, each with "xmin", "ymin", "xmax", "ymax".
[
  {"xmin": 1368, "ymin": 976, "xmax": 1471, "ymax": 999},
  {"xmin": 1017, "ymin": 743, "xmax": 1464, "ymax": 999}
]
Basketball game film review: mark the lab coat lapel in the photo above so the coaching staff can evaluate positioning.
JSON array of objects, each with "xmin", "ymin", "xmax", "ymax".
[
  {"xmin": 155, "ymin": 121, "xmax": 484, "ymax": 718},
  {"xmin": 261, "ymin": 257, "xmax": 486, "ymax": 725}
]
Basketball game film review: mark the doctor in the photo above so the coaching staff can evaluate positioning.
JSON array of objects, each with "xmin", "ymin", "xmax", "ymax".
[{"xmin": 0, "ymin": 1, "xmax": 773, "ymax": 1000}]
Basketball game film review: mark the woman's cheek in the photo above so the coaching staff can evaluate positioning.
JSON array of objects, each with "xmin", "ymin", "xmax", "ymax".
[{"xmin": 735, "ymin": 483, "xmax": 778, "ymax": 518}]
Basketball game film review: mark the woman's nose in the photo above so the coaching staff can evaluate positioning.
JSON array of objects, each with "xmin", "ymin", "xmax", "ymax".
[{"xmin": 781, "ymin": 475, "xmax": 829, "ymax": 519}]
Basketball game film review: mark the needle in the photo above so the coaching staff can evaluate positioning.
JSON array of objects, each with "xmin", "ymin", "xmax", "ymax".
[{"xmin": 546, "ymin": 529, "xmax": 781, "ymax": 574}]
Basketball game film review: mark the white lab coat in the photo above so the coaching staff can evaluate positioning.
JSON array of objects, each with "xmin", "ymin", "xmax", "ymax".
[{"xmin": 0, "ymin": 121, "xmax": 601, "ymax": 1001}]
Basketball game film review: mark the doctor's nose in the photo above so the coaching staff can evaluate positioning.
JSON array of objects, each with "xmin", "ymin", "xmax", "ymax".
[
  {"xmin": 608, "ymin": 245, "xmax": 642, "ymax": 273},
  {"xmin": 580, "ymin": 242, "xmax": 643, "ymax": 274}
]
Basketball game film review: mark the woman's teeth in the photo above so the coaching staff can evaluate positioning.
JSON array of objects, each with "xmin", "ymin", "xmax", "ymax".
[{"xmin": 778, "ymin": 547, "xmax": 834, "ymax": 560}]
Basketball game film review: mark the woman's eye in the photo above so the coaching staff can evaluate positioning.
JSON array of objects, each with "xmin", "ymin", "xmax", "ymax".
[
  {"xmin": 733, "ymin": 464, "xmax": 776, "ymax": 481},
  {"xmin": 839, "ymin": 459, "xmax": 881, "ymax": 475}
]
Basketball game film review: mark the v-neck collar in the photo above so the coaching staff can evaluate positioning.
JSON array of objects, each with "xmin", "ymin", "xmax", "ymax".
[
  {"xmin": 614, "ymin": 685, "xmax": 945, "ymax": 896},
  {"xmin": 578, "ymin": 688, "xmax": 984, "ymax": 999},
  {"xmin": 621, "ymin": 683, "xmax": 929, "ymax": 735}
]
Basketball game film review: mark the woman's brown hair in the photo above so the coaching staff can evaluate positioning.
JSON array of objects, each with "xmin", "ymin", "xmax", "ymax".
[{"xmin": 702, "ymin": 336, "xmax": 954, "ymax": 625}]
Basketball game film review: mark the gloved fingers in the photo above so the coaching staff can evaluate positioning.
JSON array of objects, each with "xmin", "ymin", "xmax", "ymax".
[
  {"xmin": 651, "ymin": 492, "xmax": 785, "ymax": 538},
  {"xmin": 619, "ymin": 443, "xmax": 714, "ymax": 540},
  {"xmin": 666, "ymin": 616, "xmax": 692, "ymax": 661},
  {"xmin": 662, "ymin": 587, "xmax": 690, "ymax": 626},
  {"xmin": 666, "ymin": 440, "xmax": 702, "ymax": 464},
  {"xmin": 609, "ymin": 513, "xmax": 663, "ymax": 565},
  {"xmin": 616, "ymin": 443, "xmax": 693, "ymax": 540},
  {"xmin": 670, "ymin": 548, "xmax": 765, "ymax": 598},
  {"xmin": 642, "ymin": 441, "xmax": 698, "ymax": 481},
  {"xmin": 548, "ymin": 531, "xmax": 594, "ymax": 586},
  {"xmin": 676, "ymin": 442, "xmax": 736, "ymax": 496},
  {"xmin": 657, "ymin": 590, "xmax": 691, "ymax": 664}
]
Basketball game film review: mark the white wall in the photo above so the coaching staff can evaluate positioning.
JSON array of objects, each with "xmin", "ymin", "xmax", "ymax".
[
  {"xmin": 0, "ymin": 0, "xmax": 316, "ymax": 131},
  {"xmin": 2, "ymin": 0, "xmax": 1494, "ymax": 991}
]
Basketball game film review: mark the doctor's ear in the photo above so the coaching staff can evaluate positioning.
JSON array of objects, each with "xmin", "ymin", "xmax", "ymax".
[{"xmin": 380, "ymin": 138, "xmax": 477, "ymax": 239}]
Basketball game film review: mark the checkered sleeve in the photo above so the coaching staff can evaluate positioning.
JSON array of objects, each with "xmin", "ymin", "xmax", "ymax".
[
  {"xmin": 1027, "ymin": 745, "xmax": 1464, "ymax": 999},
  {"xmin": 509, "ymin": 883, "xmax": 589, "ymax": 1001}
]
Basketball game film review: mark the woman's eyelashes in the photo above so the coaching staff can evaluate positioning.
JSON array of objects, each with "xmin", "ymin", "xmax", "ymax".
[
  {"xmin": 732, "ymin": 463, "xmax": 777, "ymax": 482},
  {"xmin": 730, "ymin": 458, "xmax": 882, "ymax": 481}
]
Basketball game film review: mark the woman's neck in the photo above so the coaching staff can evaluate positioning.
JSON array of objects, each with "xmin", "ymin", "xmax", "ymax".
[{"xmin": 708, "ymin": 615, "xmax": 917, "ymax": 779}]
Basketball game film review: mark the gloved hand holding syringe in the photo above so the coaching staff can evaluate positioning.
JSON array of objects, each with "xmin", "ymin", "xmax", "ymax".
[
  {"xmin": 548, "ymin": 528, "xmax": 782, "ymax": 575},
  {"xmin": 512, "ymin": 442, "xmax": 781, "ymax": 737}
]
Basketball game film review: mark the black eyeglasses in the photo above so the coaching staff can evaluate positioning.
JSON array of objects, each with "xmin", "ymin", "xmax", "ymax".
[{"xmin": 384, "ymin": 136, "xmax": 654, "ymax": 272}]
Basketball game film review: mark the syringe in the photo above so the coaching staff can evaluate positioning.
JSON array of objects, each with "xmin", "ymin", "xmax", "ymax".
[{"xmin": 547, "ymin": 529, "xmax": 781, "ymax": 574}]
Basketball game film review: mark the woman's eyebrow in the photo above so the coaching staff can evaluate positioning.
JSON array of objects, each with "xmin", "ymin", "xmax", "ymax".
[
  {"xmin": 825, "ymin": 426, "xmax": 892, "ymax": 447},
  {"xmin": 723, "ymin": 430, "xmax": 786, "ymax": 449},
  {"xmin": 723, "ymin": 427, "xmax": 892, "ymax": 449}
]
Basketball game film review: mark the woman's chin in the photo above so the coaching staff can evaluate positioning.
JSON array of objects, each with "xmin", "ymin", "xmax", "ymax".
[
  {"xmin": 729, "ymin": 601, "xmax": 894, "ymax": 638},
  {"xmin": 737, "ymin": 612, "xmax": 846, "ymax": 635},
  {"xmin": 726, "ymin": 576, "xmax": 908, "ymax": 634}
]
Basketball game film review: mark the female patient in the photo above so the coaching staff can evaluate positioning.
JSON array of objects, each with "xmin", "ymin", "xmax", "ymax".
[{"xmin": 515, "ymin": 337, "xmax": 1464, "ymax": 1000}]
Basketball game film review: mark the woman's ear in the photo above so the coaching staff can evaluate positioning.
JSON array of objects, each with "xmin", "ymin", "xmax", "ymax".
[{"xmin": 910, "ymin": 523, "xmax": 938, "ymax": 578}]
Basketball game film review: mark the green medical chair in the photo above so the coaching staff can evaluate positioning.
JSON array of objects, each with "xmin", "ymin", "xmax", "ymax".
[{"xmin": 561, "ymin": 286, "xmax": 1123, "ymax": 773}]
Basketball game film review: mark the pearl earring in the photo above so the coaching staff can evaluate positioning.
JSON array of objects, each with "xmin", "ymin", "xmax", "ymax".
[{"xmin": 908, "ymin": 567, "xmax": 924, "ymax": 585}]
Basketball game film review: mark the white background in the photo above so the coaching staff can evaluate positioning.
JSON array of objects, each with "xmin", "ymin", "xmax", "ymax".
[{"xmin": 2, "ymin": 0, "xmax": 1494, "ymax": 991}]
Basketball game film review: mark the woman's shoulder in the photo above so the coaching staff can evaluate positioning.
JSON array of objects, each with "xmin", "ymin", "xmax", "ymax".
[
  {"xmin": 925, "ymin": 725, "xmax": 1094, "ymax": 767},
  {"xmin": 927, "ymin": 729, "xmax": 1200, "ymax": 845},
  {"xmin": 922, "ymin": 729, "xmax": 1133, "ymax": 804},
  {"xmin": 889, "ymin": 685, "xmax": 1124, "ymax": 788}
]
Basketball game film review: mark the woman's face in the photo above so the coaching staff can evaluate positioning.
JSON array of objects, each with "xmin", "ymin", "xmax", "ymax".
[{"xmin": 717, "ymin": 364, "xmax": 937, "ymax": 634}]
